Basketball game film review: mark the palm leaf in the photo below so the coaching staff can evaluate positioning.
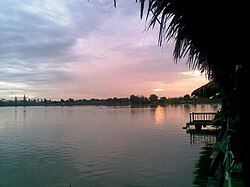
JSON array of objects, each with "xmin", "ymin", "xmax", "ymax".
[{"xmin": 191, "ymin": 80, "xmax": 220, "ymax": 98}]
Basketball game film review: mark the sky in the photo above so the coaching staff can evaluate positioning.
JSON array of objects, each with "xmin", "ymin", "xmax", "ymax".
[{"xmin": 0, "ymin": 0, "xmax": 209, "ymax": 101}]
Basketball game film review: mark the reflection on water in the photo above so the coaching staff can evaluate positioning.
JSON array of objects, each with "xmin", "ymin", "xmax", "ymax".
[
  {"xmin": 183, "ymin": 104, "xmax": 191, "ymax": 112},
  {"xmin": 189, "ymin": 131, "xmax": 217, "ymax": 145},
  {"xmin": 0, "ymin": 104, "xmax": 221, "ymax": 187},
  {"xmin": 154, "ymin": 106, "xmax": 165, "ymax": 126},
  {"xmin": 186, "ymin": 128, "xmax": 218, "ymax": 186},
  {"xmin": 0, "ymin": 118, "xmax": 3, "ymax": 129},
  {"xmin": 193, "ymin": 146, "xmax": 214, "ymax": 187}
]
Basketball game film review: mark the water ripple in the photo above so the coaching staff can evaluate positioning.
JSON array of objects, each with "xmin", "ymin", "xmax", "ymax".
[{"xmin": 0, "ymin": 105, "xmax": 220, "ymax": 187}]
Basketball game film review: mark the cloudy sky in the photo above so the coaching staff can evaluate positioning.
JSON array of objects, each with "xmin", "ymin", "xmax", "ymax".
[{"xmin": 0, "ymin": 0, "xmax": 208, "ymax": 100}]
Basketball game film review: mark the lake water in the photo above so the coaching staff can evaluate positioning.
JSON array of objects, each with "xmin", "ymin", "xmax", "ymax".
[{"xmin": 0, "ymin": 104, "xmax": 221, "ymax": 187}]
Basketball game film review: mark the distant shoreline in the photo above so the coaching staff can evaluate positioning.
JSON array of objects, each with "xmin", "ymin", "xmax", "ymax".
[
  {"xmin": 0, "ymin": 94, "xmax": 221, "ymax": 107},
  {"xmin": 0, "ymin": 100, "xmax": 221, "ymax": 107}
]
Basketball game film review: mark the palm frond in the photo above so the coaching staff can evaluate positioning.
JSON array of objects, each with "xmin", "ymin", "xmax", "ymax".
[
  {"xmin": 191, "ymin": 80, "xmax": 220, "ymax": 98},
  {"xmin": 137, "ymin": 0, "xmax": 221, "ymax": 79}
]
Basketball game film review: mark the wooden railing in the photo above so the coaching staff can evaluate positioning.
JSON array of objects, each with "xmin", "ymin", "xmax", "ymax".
[{"xmin": 189, "ymin": 112, "xmax": 217, "ymax": 122}]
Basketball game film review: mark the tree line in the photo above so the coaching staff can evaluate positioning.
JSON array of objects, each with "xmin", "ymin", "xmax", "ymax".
[{"xmin": 0, "ymin": 93, "xmax": 221, "ymax": 107}]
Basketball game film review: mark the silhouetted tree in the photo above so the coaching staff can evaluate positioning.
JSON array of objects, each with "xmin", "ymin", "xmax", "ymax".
[
  {"xmin": 159, "ymin": 96, "xmax": 167, "ymax": 104},
  {"xmin": 149, "ymin": 94, "xmax": 158, "ymax": 103}
]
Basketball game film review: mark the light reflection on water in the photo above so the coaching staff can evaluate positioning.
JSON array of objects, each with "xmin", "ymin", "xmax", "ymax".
[
  {"xmin": 154, "ymin": 106, "xmax": 166, "ymax": 126},
  {"xmin": 0, "ymin": 104, "xmax": 221, "ymax": 187}
]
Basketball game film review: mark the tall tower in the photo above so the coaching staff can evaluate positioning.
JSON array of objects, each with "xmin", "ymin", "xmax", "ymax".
[
  {"xmin": 23, "ymin": 94, "xmax": 27, "ymax": 106},
  {"xmin": 23, "ymin": 94, "xmax": 27, "ymax": 102}
]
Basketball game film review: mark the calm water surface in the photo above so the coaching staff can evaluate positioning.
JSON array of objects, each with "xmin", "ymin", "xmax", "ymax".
[{"xmin": 0, "ymin": 104, "xmax": 220, "ymax": 187}]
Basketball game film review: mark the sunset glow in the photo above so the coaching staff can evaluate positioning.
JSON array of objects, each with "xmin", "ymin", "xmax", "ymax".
[
  {"xmin": 0, "ymin": 0, "xmax": 209, "ymax": 100},
  {"xmin": 153, "ymin": 89, "xmax": 164, "ymax": 92}
]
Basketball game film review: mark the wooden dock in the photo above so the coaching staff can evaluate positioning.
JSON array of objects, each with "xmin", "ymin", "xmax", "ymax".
[
  {"xmin": 185, "ymin": 112, "xmax": 221, "ymax": 130},
  {"xmin": 184, "ymin": 112, "xmax": 245, "ymax": 186}
]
